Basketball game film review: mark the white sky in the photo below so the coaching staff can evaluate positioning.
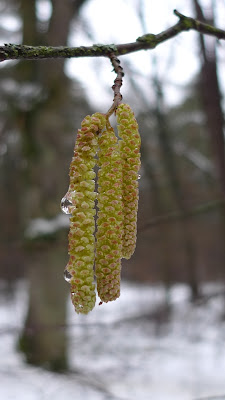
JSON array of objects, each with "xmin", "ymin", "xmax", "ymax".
[{"xmin": 65, "ymin": 0, "xmax": 225, "ymax": 112}]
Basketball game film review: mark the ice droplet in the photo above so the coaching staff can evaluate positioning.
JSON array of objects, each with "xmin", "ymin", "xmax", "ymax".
[
  {"xmin": 138, "ymin": 174, "xmax": 141, "ymax": 180},
  {"xmin": 64, "ymin": 269, "xmax": 72, "ymax": 283},
  {"xmin": 61, "ymin": 192, "xmax": 74, "ymax": 214}
]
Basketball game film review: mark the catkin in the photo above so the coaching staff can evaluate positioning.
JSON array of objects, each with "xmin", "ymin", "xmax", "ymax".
[
  {"xmin": 62, "ymin": 104, "xmax": 141, "ymax": 313},
  {"xmin": 66, "ymin": 113, "xmax": 106, "ymax": 314},
  {"xmin": 95, "ymin": 122, "xmax": 123, "ymax": 302},
  {"xmin": 116, "ymin": 103, "xmax": 141, "ymax": 259}
]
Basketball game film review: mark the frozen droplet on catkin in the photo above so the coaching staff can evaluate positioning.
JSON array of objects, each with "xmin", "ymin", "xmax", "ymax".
[
  {"xmin": 61, "ymin": 192, "xmax": 74, "ymax": 214},
  {"xmin": 64, "ymin": 269, "xmax": 72, "ymax": 283}
]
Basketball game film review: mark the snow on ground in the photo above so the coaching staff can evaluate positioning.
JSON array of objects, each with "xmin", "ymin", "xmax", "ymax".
[{"xmin": 1, "ymin": 280, "xmax": 225, "ymax": 400}]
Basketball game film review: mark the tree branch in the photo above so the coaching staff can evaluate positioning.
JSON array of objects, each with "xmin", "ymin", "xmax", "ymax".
[
  {"xmin": 138, "ymin": 198, "xmax": 225, "ymax": 232},
  {"xmin": 1, "ymin": 10, "xmax": 225, "ymax": 62}
]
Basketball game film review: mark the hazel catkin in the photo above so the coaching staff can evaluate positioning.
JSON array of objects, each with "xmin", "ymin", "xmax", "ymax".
[
  {"xmin": 64, "ymin": 113, "xmax": 106, "ymax": 314},
  {"xmin": 61, "ymin": 103, "xmax": 141, "ymax": 314},
  {"xmin": 116, "ymin": 103, "xmax": 141, "ymax": 259},
  {"xmin": 95, "ymin": 122, "xmax": 123, "ymax": 302}
]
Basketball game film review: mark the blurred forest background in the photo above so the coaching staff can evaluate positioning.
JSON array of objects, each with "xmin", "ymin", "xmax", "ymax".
[{"xmin": 1, "ymin": 0, "xmax": 225, "ymax": 379}]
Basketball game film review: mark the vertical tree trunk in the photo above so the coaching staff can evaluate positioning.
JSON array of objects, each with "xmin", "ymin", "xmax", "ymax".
[
  {"xmin": 141, "ymin": 140, "xmax": 173, "ymax": 309},
  {"xmin": 17, "ymin": 0, "xmax": 89, "ymax": 370},
  {"xmin": 19, "ymin": 242, "xmax": 68, "ymax": 371},
  {"xmin": 192, "ymin": 0, "xmax": 225, "ymax": 287},
  {"xmin": 193, "ymin": 0, "xmax": 225, "ymax": 196},
  {"xmin": 153, "ymin": 76, "xmax": 199, "ymax": 300}
]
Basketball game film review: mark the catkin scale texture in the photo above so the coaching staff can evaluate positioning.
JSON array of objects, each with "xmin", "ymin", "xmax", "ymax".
[
  {"xmin": 116, "ymin": 104, "xmax": 141, "ymax": 259},
  {"xmin": 62, "ymin": 104, "xmax": 141, "ymax": 314},
  {"xmin": 67, "ymin": 113, "xmax": 106, "ymax": 314},
  {"xmin": 95, "ymin": 124, "xmax": 123, "ymax": 302}
]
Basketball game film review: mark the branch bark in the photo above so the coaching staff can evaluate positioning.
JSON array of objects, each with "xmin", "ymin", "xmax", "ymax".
[{"xmin": 1, "ymin": 10, "xmax": 225, "ymax": 62}]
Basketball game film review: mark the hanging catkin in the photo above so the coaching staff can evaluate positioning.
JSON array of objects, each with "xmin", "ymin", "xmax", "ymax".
[
  {"xmin": 61, "ymin": 104, "xmax": 141, "ymax": 313},
  {"xmin": 116, "ymin": 103, "xmax": 141, "ymax": 259},
  {"xmin": 63, "ymin": 113, "xmax": 106, "ymax": 314},
  {"xmin": 95, "ymin": 121, "xmax": 123, "ymax": 302}
]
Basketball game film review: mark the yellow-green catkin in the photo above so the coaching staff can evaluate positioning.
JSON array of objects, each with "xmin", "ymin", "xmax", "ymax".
[
  {"xmin": 116, "ymin": 103, "xmax": 141, "ymax": 259},
  {"xmin": 66, "ymin": 113, "xmax": 106, "ymax": 314},
  {"xmin": 95, "ymin": 122, "xmax": 123, "ymax": 302}
]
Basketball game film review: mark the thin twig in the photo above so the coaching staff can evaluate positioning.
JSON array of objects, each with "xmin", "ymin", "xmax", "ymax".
[
  {"xmin": 107, "ymin": 53, "xmax": 124, "ymax": 116},
  {"xmin": 22, "ymin": 198, "xmax": 225, "ymax": 243},
  {"xmin": 1, "ymin": 10, "xmax": 225, "ymax": 62},
  {"xmin": 138, "ymin": 198, "xmax": 225, "ymax": 232}
]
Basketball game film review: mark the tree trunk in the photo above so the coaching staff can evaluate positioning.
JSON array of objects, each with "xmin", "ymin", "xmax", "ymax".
[
  {"xmin": 17, "ymin": 0, "xmax": 89, "ymax": 370},
  {"xmin": 193, "ymin": 0, "xmax": 225, "ymax": 196},
  {"xmin": 153, "ymin": 74, "xmax": 199, "ymax": 300},
  {"xmin": 19, "ymin": 241, "xmax": 68, "ymax": 371},
  {"xmin": 193, "ymin": 0, "xmax": 225, "ymax": 288}
]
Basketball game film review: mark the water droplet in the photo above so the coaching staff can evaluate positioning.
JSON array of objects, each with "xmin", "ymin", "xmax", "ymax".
[
  {"xmin": 61, "ymin": 192, "xmax": 74, "ymax": 214},
  {"xmin": 138, "ymin": 174, "xmax": 141, "ymax": 180},
  {"xmin": 64, "ymin": 269, "xmax": 72, "ymax": 283}
]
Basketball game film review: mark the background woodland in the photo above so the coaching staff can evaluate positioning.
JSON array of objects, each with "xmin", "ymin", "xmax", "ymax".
[{"xmin": 1, "ymin": 0, "xmax": 225, "ymax": 374}]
